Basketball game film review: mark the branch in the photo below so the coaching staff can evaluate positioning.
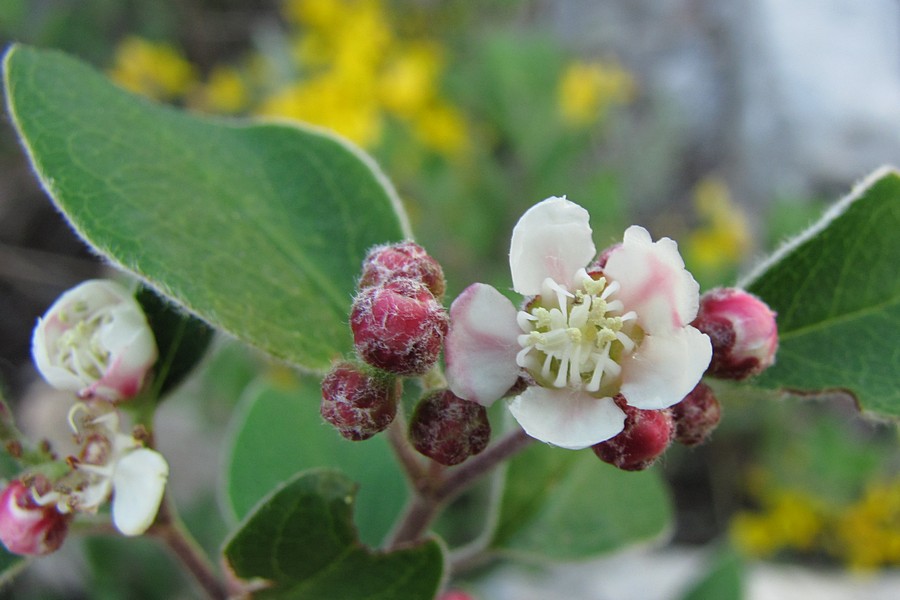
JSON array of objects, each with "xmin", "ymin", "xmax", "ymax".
[
  {"xmin": 150, "ymin": 495, "xmax": 228, "ymax": 600},
  {"xmin": 386, "ymin": 426, "xmax": 534, "ymax": 549}
]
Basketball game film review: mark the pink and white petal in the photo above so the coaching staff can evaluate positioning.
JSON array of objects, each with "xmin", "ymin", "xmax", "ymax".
[
  {"xmin": 604, "ymin": 226, "xmax": 700, "ymax": 334},
  {"xmin": 508, "ymin": 387, "xmax": 626, "ymax": 450},
  {"xmin": 446, "ymin": 283, "xmax": 522, "ymax": 407},
  {"xmin": 94, "ymin": 307, "xmax": 159, "ymax": 400},
  {"xmin": 619, "ymin": 326, "xmax": 712, "ymax": 410},
  {"xmin": 509, "ymin": 197, "xmax": 596, "ymax": 295},
  {"xmin": 111, "ymin": 448, "xmax": 169, "ymax": 536}
]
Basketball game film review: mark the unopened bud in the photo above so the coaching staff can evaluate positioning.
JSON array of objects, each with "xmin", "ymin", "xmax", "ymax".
[
  {"xmin": 321, "ymin": 362, "xmax": 397, "ymax": 441},
  {"xmin": 0, "ymin": 479, "xmax": 70, "ymax": 556},
  {"xmin": 359, "ymin": 241, "xmax": 446, "ymax": 299},
  {"xmin": 31, "ymin": 279, "xmax": 158, "ymax": 402},
  {"xmin": 408, "ymin": 390, "xmax": 491, "ymax": 466},
  {"xmin": 350, "ymin": 279, "xmax": 449, "ymax": 376},
  {"xmin": 592, "ymin": 398, "xmax": 673, "ymax": 471},
  {"xmin": 670, "ymin": 383, "xmax": 721, "ymax": 447},
  {"xmin": 692, "ymin": 288, "xmax": 778, "ymax": 380}
]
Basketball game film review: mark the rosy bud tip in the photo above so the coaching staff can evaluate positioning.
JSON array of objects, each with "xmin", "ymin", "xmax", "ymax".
[
  {"xmin": 321, "ymin": 362, "xmax": 397, "ymax": 441},
  {"xmin": 592, "ymin": 398, "xmax": 673, "ymax": 471},
  {"xmin": 0, "ymin": 481, "xmax": 70, "ymax": 556},
  {"xmin": 350, "ymin": 279, "xmax": 449, "ymax": 376},
  {"xmin": 692, "ymin": 288, "xmax": 778, "ymax": 380},
  {"xmin": 409, "ymin": 390, "xmax": 491, "ymax": 466}
]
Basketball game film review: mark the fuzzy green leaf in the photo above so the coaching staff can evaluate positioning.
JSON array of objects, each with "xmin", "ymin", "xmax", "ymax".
[
  {"xmin": 222, "ymin": 378, "xmax": 408, "ymax": 547},
  {"xmin": 223, "ymin": 470, "xmax": 444, "ymax": 600},
  {"xmin": 492, "ymin": 443, "xmax": 672, "ymax": 560},
  {"xmin": 3, "ymin": 44, "xmax": 409, "ymax": 371},
  {"xmin": 744, "ymin": 167, "xmax": 900, "ymax": 418}
]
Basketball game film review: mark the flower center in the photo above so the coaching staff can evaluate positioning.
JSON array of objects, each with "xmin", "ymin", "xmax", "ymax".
[
  {"xmin": 515, "ymin": 268, "xmax": 640, "ymax": 393},
  {"xmin": 55, "ymin": 301, "xmax": 115, "ymax": 382}
]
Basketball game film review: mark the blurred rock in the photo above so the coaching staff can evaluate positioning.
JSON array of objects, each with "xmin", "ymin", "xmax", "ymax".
[{"xmin": 544, "ymin": 0, "xmax": 900, "ymax": 209}]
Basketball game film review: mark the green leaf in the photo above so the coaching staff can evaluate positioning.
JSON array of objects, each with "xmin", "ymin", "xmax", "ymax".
[
  {"xmin": 224, "ymin": 470, "xmax": 445, "ymax": 600},
  {"xmin": 0, "ymin": 547, "xmax": 28, "ymax": 587},
  {"xmin": 3, "ymin": 44, "xmax": 409, "ymax": 371},
  {"xmin": 491, "ymin": 443, "xmax": 672, "ymax": 560},
  {"xmin": 679, "ymin": 547, "xmax": 744, "ymax": 600},
  {"xmin": 136, "ymin": 286, "xmax": 214, "ymax": 398},
  {"xmin": 222, "ymin": 377, "xmax": 408, "ymax": 547},
  {"xmin": 744, "ymin": 167, "xmax": 900, "ymax": 418}
]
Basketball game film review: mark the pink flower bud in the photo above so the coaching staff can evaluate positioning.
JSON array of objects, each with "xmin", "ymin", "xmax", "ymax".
[
  {"xmin": 592, "ymin": 398, "xmax": 673, "ymax": 471},
  {"xmin": 408, "ymin": 390, "xmax": 491, "ymax": 466},
  {"xmin": 692, "ymin": 288, "xmax": 778, "ymax": 380},
  {"xmin": 350, "ymin": 279, "xmax": 449, "ymax": 376},
  {"xmin": 359, "ymin": 241, "xmax": 446, "ymax": 299},
  {"xmin": 670, "ymin": 382, "xmax": 721, "ymax": 446},
  {"xmin": 31, "ymin": 280, "xmax": 158, "ymax": 402},
  {"xmin": 320, "ymin": 362, "xmax": 397, "ymax": 441},
  {"xmin": 0, "ymin": 479, "xmax": 70, "ymax": 556}
]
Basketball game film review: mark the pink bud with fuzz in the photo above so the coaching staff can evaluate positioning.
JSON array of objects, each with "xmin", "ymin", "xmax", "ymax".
[
  {"xmin": 359, "ymin": 241, "xmax": 446, "ymax": 300},
  {"xmin": 0, "ymin": 479, "xmax": 70, "ymax": 556},
  {"xmin": 670, "ymin": 382, "xmax": 721, "ymax": 446},
  {"xmin": 592, "ymin": 398, "xmax": 673, "ymax": 471},
  {"xmin": 692, "ymin": 288, "xmax": 778, "ymax": 380},
  {"xmin": 321, "ymin": 362, "xmax": 397, "ymax": 441},
  {"xmin": 408, "ymin": 390, "xmax": 491, "ymax": 466},
  {"xmin": 350, "ymin": 279, "xmax": 449, "ymax": 376}
]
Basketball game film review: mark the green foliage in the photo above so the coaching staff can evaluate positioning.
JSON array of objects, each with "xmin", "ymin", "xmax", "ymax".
[
  {"xmin": 680, "ymin": 547, "xmax": 744, "ymax": 600},
  {"xmin": 223, "ymin": 378, "xmax": 408, "ymax": 547},
  {"xmin": 3, "ymin": 44, "xmax": 409, "ymax": 373},
  {"xmin": 745, "ymin": 168, "xmax": 900, "ymax": 418},
  {"xmin": 492, "ymin": 443, "xmax": 672, "ymax": 560},
  {"xmin": 0, "ymin": 547, "xmax": 27, "ymax": 588},
  {"xmin": 224, "ymin": 470, "xmax": 444, "ymax": 600},
  {"xmin": 136, "ymin": 286, "xmax": 214, "ymax": 398}
]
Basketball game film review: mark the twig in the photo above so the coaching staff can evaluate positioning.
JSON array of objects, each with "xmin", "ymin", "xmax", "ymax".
[
  {"xmin": 149, "ymin": 495, "xmax": 228, "ymax": 600},
  {"xmin": 386, "ymin": 426, "xmax": 534, "ymax": 549}
]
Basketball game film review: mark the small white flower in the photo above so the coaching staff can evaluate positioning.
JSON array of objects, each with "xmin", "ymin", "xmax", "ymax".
[
  {"xmin": 34, "ymin": 404, "xmax": 169, "ymax": 537},
  {"xmin": 32, "ymin": 279, "xmax": 158, "ymax": 402},
  {"xmin": 445, "ymin": 197, "xmax": 712, "ymax": 449}
]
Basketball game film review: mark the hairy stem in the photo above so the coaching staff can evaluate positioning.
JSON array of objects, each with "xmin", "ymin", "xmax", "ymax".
[
  {"xmin": 150, "ymin": 496, "xmax": 228, "ymax": 600},
  {"xmin": 386, "ymin": 426, "xmax": 534, "ymax": 549}
]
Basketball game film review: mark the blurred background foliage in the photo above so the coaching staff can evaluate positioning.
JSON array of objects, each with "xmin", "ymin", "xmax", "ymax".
[{"xmin": 1, "ymin": 0, "xmax": 898, "ymax": 598}]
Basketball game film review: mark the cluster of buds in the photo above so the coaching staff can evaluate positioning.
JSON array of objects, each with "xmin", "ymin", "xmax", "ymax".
[
  {"xmin": 593, "ymin": 288, "xmax": 777, "ymax": 471},
  {"xmin": 322, "ymin": 242, "xmax": 491, "ymax": 465},
  {"xmin": 0, "ymin": 280, "xmax": 169, "ymax": 557}
]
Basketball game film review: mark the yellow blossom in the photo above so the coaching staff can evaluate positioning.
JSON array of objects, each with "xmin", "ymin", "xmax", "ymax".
[
  {"xmin": 833, "ymin": 480, "xmax": 900, "ymax": 571},
  {"xmin": 193, "ymin": 66, "xmax": 249, "ymax": 114},
  {"xmin": 379, "ymin": 43, "xmax": 443, "ymax": 117},
  {"xmin": 257, "ymin": 75, "xmax": 382, "ymax": 147},
  {"xmin": 412, "ymin": 102, "xmax": 469, "ymax": 157},
  {"xmin": 108, "ymin": 36, "xmax": 197, "ymax": 101},
  {"xmin": 557, "ymin": 59, "xmax": 635, "ymax": 126},
  {"xmin": 731, "ymin": 489, "xmax": 824, "ymax": 557},
  {"xmin": 685, "ymin": 176, "xmax": 752, "ymax": 277}
]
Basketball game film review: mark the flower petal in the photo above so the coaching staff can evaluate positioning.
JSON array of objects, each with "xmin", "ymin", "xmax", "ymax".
[
  {"xmin": 619, "ymin": 326, "xmax": 712, "ymax": 410},
  {"xmin": 604, "ymin": 226, "xmax": 700, "ymax": 334},
  {"xmin": 111, "ymin": 448, "xmax": 169, "ymax": 536},
  {"xmin": 508, "ymin": 387, "xmax": 626, "ymax": 449},
  {"xmin": 446, "ymin": 283, "xmax": 521, "ymax": 406},
  {"xmin": 509, "ymin": 197, "xmax": 596, "ymax": 295}
]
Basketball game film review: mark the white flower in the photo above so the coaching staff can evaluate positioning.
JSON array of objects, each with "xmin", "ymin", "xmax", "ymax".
[
  {"xmin": 32, "ymin": 279, "xmax": 158, "ymax": 402},
  {"xmin": 34, "ymin": 404, "xmax": 169, "ymax": 536},
  {"xmin": 445, "ymin": 197, "xmax": 712, "ymax": 449}
]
